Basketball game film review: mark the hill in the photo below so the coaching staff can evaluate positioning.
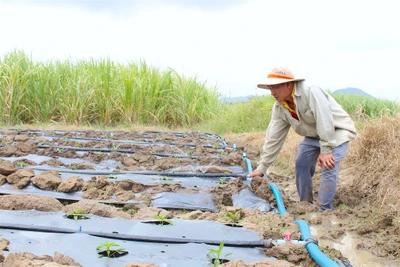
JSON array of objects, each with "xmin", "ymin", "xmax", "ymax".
[
  {"xmin": 220, "ymin": 95, "xmax": 253, "ymax": 103},
  {"xmin": 332, "ymin": 87, "xmax": 373, "ymax": 97},
  {"xmin": 221, "ymin": 88, "xmax": 373, "ymax": 104}
]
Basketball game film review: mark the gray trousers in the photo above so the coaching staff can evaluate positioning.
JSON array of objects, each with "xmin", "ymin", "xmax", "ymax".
[{"xmin": 295, "ymin": 137, "xmax": 349, "ymax": 211}]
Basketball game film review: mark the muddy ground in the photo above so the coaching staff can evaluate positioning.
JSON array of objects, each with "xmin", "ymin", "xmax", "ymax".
[{"xmin": 0, "ymin": 129, "xmax": 399, "ymax": 267}]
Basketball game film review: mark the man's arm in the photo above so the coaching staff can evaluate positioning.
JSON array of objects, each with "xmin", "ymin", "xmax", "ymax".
[{"xmin": 249, "ymin": 107, "xmax": 290, "ymax": 177}]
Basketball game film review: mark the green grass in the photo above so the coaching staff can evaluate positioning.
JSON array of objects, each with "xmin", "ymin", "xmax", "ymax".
[
  {"xmin": 199, "ymin": 96, "xmax": 275, "ymax": 134},
  {"xmin": 332, "ymin": 93, "xmax": 400, "ymax": 118},
  {"xmin": 0, "ymin": 50, "xmax": 221, "ymax": 127},
  {"xmin": 1, "ymin": 49, "xmax": 400, "ymax": 133}
]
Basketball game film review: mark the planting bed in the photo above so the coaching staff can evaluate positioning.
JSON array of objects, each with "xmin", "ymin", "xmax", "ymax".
[{"xmin": 0, "ymin": 128, "xmax": 347, "ymax": 267}]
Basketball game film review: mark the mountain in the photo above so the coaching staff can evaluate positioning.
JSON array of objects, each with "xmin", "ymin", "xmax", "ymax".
[
  {"xmin": 332, "ymin": 87, "xmax": 373, "ymax": 97},
  {"xmin": 221, "ymin": 87, "xmax": 373, "ymax": 104},
  {"xmin": 220, "ymin": 95, "xmax": 253, "ymax": 103}
]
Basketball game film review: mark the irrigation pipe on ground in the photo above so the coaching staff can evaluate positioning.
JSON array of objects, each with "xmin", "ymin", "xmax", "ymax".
[{"xmin": 244, "ymin": 153, "xmax": 343, "ymax": 267}]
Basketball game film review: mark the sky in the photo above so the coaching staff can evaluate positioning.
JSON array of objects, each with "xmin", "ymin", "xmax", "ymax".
[{"xmin": 1, "ymin": 0, "xmax": 399, "ymax": 101}]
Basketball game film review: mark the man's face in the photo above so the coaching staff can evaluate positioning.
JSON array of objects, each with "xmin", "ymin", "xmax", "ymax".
[{"xmin": 269, "ymin": 82, "xmax": 293, "ymax": 102}]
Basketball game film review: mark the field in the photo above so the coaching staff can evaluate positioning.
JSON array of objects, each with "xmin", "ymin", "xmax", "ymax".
[
  {"xmin": 0, "ymin": 128, "xmax": 320, "ymax": 267},
  {"xmin": 1, "ymin": 50, "xmax": 400, "ymax": 266}
]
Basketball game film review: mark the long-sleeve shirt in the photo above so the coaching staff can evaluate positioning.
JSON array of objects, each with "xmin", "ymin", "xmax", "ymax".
[{"xmin": 256, "ymin": 81, "xmax": 357, "ymax": 174}]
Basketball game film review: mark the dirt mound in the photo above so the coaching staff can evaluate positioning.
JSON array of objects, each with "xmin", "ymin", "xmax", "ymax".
[{"xmin": 1, "ymin": 126, "xmax": 399, "ymax": 266}]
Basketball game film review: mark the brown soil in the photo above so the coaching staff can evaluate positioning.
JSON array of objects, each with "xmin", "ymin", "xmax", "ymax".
[
  {"xmin": 224, "ymin": 127, "xmax": 400, "ymax": 267},
  {"xmin": 0, "ymin": 128, "xmax": 399, "ymax": 267}
]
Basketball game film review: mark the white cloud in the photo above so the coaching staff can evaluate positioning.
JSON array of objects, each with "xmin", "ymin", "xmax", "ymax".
[{"xmin": 0, "ymin": 0, "xmax": 399, "ymax": 101}]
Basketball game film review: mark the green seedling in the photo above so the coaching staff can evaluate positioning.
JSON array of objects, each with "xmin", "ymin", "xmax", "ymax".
[
  {"xmin": 218, "ymin": 178, "xmax": 227, "ymax": 185},
  {"xmin": 112, "ymin": 145, "xmax": 120, "ymax": 150},
  {"xmin": 58, "ymin": 148, "xmax": 66, "ymax": 152},
  {"xmin": 154, "ymin": 215, "xmax": 173, "ymax": 226},
  {"xmin": 207, "ymin": 241, "xmax": 232, "ymax": 266},
  {"xmin": 160, "ymin": 176, "xmax": 173, "ymax": 181},
  {"xmin": 187, "ymin": 150, "xmax": 193, "ymax": 156},
  {"xmin": 66, "ymin": 209, "xmax": 87, "ymax": 220},
  {"xmin": 338, "ymin": 203, "xmax": 347, "ymax": 209},
  {"xmin": 16, "ymin": 162, "xmax": 27, "ymax": 168},
  {"xmin": 96, "ymin": 241, "xmax": 127, "ymax": 258},
  {"xmin": 108, "ymin": 174, "xmax": 118, "ymax": 179},
  {"xmin": 70, "ymin": 164, "xmax": 78, "ymax": 170},
  {"xmin": 223, "ymin": 210, "xmax": 243, "ymax": 226},
  {"xmin": 122, "ymin": 204, "xmax": 137, "ymax": 216},
  {"xmin": 149, "ymin": 149, "xmax": 155, "ymax": 153}
]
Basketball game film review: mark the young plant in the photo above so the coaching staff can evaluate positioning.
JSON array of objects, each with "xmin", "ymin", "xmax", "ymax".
[
  {"xmin": 154, "ymin": 215, "xmax": 173, "ymax": 226},
  {"xmin": 207, "ymin": 241, "xmax": 232, "ymax": 266},
  {"xmin": 218, "ymin": 178, "xmax": 227, "ymax": 185},
  {"xmin": 223, "ymin": 210, "xmax": 243, "ymax": 226},
  {"xmin": 16, "ymin": 162, "xmax": 27, "ymax": 168},
  {"xmin": 108, "ymin": 174, "xmax": 118, "ymax": 179},
  {"xmin": 96, "ymin": 241, "xmax": 127, "ymax": 258},
  {"xmin": 66, "ymin": 209, "xmax": 88, "ymax": 220},
  {"xmin": 112, "ymin": 145, "xmax": 120, "ymax": 150},
  {"xmin": 70, "ymin": 164, "xmax": 78, "ymax": 170},
  {"xmin": 218, "ymin": 150, "xmax": 226, "ymax": 157},
  {"xmin": 160, "ymin": 176, "xmax": 173, "ymax": 181}
]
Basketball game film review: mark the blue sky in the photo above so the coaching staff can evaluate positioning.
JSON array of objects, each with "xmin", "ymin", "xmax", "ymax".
[{"xmin": 1, "ymin": 0, "xmax": 399, "ymax": 101}]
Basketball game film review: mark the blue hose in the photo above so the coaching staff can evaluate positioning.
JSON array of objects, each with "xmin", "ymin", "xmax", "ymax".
[
  {"xmin": 242, "ymin": 153, "xmax": 253, "ymax": 173},
  {"xmin": 241, "ymin": 148, "xmax": 341, "ymax": 266},
  {"xmin": 268, "ymin": 183, "xmax": 287, "ymax": 215},
  {"xmin": 294, "ymin": 220, "xmax": 340, "ymax": 267},
  {"xmin": 245, "ymin": 158, "xmax": 252, "ymax": 173}
]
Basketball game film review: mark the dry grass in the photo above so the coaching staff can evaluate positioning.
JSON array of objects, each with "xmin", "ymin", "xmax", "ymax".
[
  {"xmin": 225, "ymin": 117, "xmax": 400, "ymax": 217},
  {"xmin": 223, "ymin": 129, "xmax": 302, "ymax": 176},
  {"xmin": 342, "ymin": 114, "xmax": 400, "ymax": 213}
]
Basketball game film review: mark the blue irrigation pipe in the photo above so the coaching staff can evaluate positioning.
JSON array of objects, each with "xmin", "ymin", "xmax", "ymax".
[
  {"xmin": 242, "ymin": 147, "xmax": 342, "ymax": 266},
  {"xmin": 268, "ymin": 183, "xmax": 287, "ymax": 215},
  {"xmin": 242, "ymin": 153, "xmax": 253, "ymax": 173},
  {"xmin": 294, "ymin": 220, "xmax": 340, "ymax": 267},
  {"xmin": 242, "ymin": 153, "xmax": 286, "ymax": 215}
]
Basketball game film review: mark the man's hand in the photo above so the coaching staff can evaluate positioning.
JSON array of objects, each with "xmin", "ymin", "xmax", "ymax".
[
  {"xmin": 247, "ymin": 170, "xmax": 264, "ymax": 177},
  {"xmin": 317, "ymin": 153, "xmax": 335, "ymax": 170}
]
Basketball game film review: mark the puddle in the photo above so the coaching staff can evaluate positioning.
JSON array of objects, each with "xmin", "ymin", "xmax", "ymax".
[{"xmin": 310, "ymin": 224, "xmax": 400, "ymax": 267}]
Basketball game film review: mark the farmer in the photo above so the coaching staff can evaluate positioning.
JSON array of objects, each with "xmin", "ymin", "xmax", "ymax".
[{"xmin": 247, "ymin": 66, "xmax": 357, "ymax": 211}]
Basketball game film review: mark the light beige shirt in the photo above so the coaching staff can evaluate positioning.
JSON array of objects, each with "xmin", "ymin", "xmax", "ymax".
[{"xmin": 256, "ymin": 81, "xmax": 357, "ymax": 174}]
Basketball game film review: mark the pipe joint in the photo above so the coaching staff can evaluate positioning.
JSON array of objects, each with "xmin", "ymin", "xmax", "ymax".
[{"xmin": 303, "ymin": 237, "xmax": 318, "ymax": 247}]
